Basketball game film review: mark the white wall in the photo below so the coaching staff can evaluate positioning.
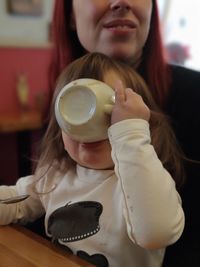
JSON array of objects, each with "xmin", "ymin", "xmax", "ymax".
[
  {"xmin": 157, "ymin": 0, "xmax": 200, "ymax": 71},
  {"xmin": 0, "ymin": 0, "xmax": 55, "ymax": 46}
]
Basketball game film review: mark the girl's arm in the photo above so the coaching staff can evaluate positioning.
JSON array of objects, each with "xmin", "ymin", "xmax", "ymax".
[
  {"xmin": 109, "ymin": 119, "xmax": 184, "ymax": 250},
  {"xmin": 0, "ymin": 175, "xmax": 45, "ymax": 225},
  {"xmin": 108, "ymin": 81, "xmax": 184, "ymax": 250}
]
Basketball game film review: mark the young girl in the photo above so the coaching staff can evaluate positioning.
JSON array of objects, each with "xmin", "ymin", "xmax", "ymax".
[{"xmin": 0, "ymin": 53, "xmax": 184, "ymax": 267}]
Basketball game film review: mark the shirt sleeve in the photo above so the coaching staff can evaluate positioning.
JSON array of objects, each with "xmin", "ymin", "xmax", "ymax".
[
  {"xmin": 108, "ymin": 119, "xmax": 185, "ymax": 250},
  {"xmin": 0, "ymin": 175, "xmax": 45, "ymax": 225}
]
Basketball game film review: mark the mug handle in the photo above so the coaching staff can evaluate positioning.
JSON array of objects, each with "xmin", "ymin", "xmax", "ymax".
[{"xmin": 104, "ymin": 95, "xmax": 115, "ymax": 114}]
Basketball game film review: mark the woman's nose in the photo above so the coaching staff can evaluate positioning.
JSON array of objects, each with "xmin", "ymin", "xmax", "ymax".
[{"xmin": 110, "ymin": 0, "xmax": 132, "ymax": 12}]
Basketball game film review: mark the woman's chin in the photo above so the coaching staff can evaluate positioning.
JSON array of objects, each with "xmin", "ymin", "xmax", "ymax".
[{"xmin": 101, "ymin": 46, "xmax": 141, "ymax": 66}]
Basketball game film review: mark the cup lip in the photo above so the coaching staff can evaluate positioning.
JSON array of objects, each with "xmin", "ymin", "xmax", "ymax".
[
  {"xmin": 55, "ymin": 78, "xmax": 115, "ymax": 142},
  {"xmin": 59, "ymin": 85, "xmax": 97, "ymax": 126}
]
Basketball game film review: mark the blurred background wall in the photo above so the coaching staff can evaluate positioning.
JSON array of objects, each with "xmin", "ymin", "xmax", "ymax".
[
  {"xmin": 0, "ymin": 0, "xmax": 54, "ymax": 113},
  {"xmin": 0, "ymin": 0, "xmax": 199, "ymax": 185},
  {"xmin": 0, "ymin": 0, "xmax": 55, "ymax": 184},
  {"xmin": 158, "ymin": 0, "xmax": 200, "ymax": 70}
]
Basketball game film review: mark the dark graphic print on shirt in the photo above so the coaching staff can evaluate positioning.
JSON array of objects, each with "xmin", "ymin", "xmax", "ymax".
[
  {"xmin": 47, "ymin": 201, "xmax": 108, "ymax": 266},
  {"xmin": 48, "ymin": 201, "xmax": 102, "ymax": 242}
]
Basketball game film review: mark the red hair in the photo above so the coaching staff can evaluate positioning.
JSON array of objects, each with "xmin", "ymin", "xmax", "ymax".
[{"xmin": 50, "ymin": 0, "xmax": 170, "ymax": 107}]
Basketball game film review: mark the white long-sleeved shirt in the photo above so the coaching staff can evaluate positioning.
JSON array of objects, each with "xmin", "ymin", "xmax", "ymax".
[{"xmin": 0, "ymin": 119, "xmax": 184, "ymax": 267}]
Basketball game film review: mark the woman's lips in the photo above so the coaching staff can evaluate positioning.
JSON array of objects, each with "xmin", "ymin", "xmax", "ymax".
[{"xmin": 103, "ymin": 19, "xmax": 136, "ymax": 34}]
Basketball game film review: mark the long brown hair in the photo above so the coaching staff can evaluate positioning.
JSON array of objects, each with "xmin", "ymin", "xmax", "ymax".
[
  {"xmin": 50, "ymin": 0, "xmax": 170, "ymax": 107},
  {"xmin": 38, "ymin": 53, "xmax": 184, "ymax": 189}
]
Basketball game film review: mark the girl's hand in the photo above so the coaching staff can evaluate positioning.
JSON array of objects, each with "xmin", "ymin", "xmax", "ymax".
[{"xmin": 111, "ymin": 80, "xmax": 150, "ymax": 125}]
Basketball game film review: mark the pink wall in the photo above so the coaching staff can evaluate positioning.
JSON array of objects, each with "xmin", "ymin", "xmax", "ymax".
[
  {"xmin": 0, "ymin": 46, "xmax": 53, "ymax": 113},
  {"xmin": 0, "ymin": 46, "xmax": 53, "ymax": 184}
]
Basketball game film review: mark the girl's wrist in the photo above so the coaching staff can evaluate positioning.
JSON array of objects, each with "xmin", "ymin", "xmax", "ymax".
[{"xmin": 108, "ymin": 118, "xmax": 150, "ymax": 140}]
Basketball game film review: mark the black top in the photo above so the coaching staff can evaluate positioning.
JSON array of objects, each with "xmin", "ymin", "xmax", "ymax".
[{"xmin": 163, "ymin": 65, "xmax": 200, "ymax": 266}]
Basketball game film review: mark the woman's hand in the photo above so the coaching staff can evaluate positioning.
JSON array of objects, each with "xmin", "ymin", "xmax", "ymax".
[{"xmin": 111, "ymin": 80, "xmax": 150, "ymax": 125}]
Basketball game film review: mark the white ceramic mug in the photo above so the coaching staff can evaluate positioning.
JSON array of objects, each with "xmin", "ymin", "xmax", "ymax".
[{"xmin": 55, "ymin": 78, "xmax": 115, "ymax": 142}]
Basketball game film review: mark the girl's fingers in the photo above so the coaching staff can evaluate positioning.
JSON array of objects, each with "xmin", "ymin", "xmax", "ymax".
[{"xmin": 114, "ymin": 80, "xmax": 126, "ymax": 103}]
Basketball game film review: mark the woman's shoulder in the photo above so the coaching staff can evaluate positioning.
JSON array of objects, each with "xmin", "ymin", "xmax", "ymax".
[
  {"xmin": 168, "ymin": 65, "xmax": 200, "ymax": 104},
  {"xmin": 170, "ymin": 64, "xmax": 200, "ymax": 76},
  {"xmin": 166, "ymin": 65, "xmax": 200, "ymax": 157},
  {"xmin": 169, "ymin": 64, "xmax": 200, "ymax": 92}
]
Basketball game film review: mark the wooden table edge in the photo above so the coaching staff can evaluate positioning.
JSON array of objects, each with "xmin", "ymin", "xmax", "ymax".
[{"xmin": 0, "ymin": 225, "xmax": 95, "ymax": 267}]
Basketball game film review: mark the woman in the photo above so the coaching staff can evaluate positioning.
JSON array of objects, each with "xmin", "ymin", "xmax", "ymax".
[{"xmin": 50, "ymin": 1, "xmax": 200, "ymax": 266}]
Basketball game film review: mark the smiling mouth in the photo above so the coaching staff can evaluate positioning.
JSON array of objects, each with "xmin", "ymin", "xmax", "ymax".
[
  {"xmin": 104, "ymin": 19, "xmax": 136, "ymax": 30},
  {"xmin": 107, "ymin": 25, "xmax": 134, "ymax": 31}
]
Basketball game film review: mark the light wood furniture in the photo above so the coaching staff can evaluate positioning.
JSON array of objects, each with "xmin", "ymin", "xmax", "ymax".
[
  {"xmin": 0, "ymin": 110, "xmax": 44, "ymax": 180},
  {"xmin": 0, "ymin": 225, "xmax": 94, "ymax": 267},
  {"xmin": 0, "ymin": 110, "xmax": 42, "ymax": 133}
]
